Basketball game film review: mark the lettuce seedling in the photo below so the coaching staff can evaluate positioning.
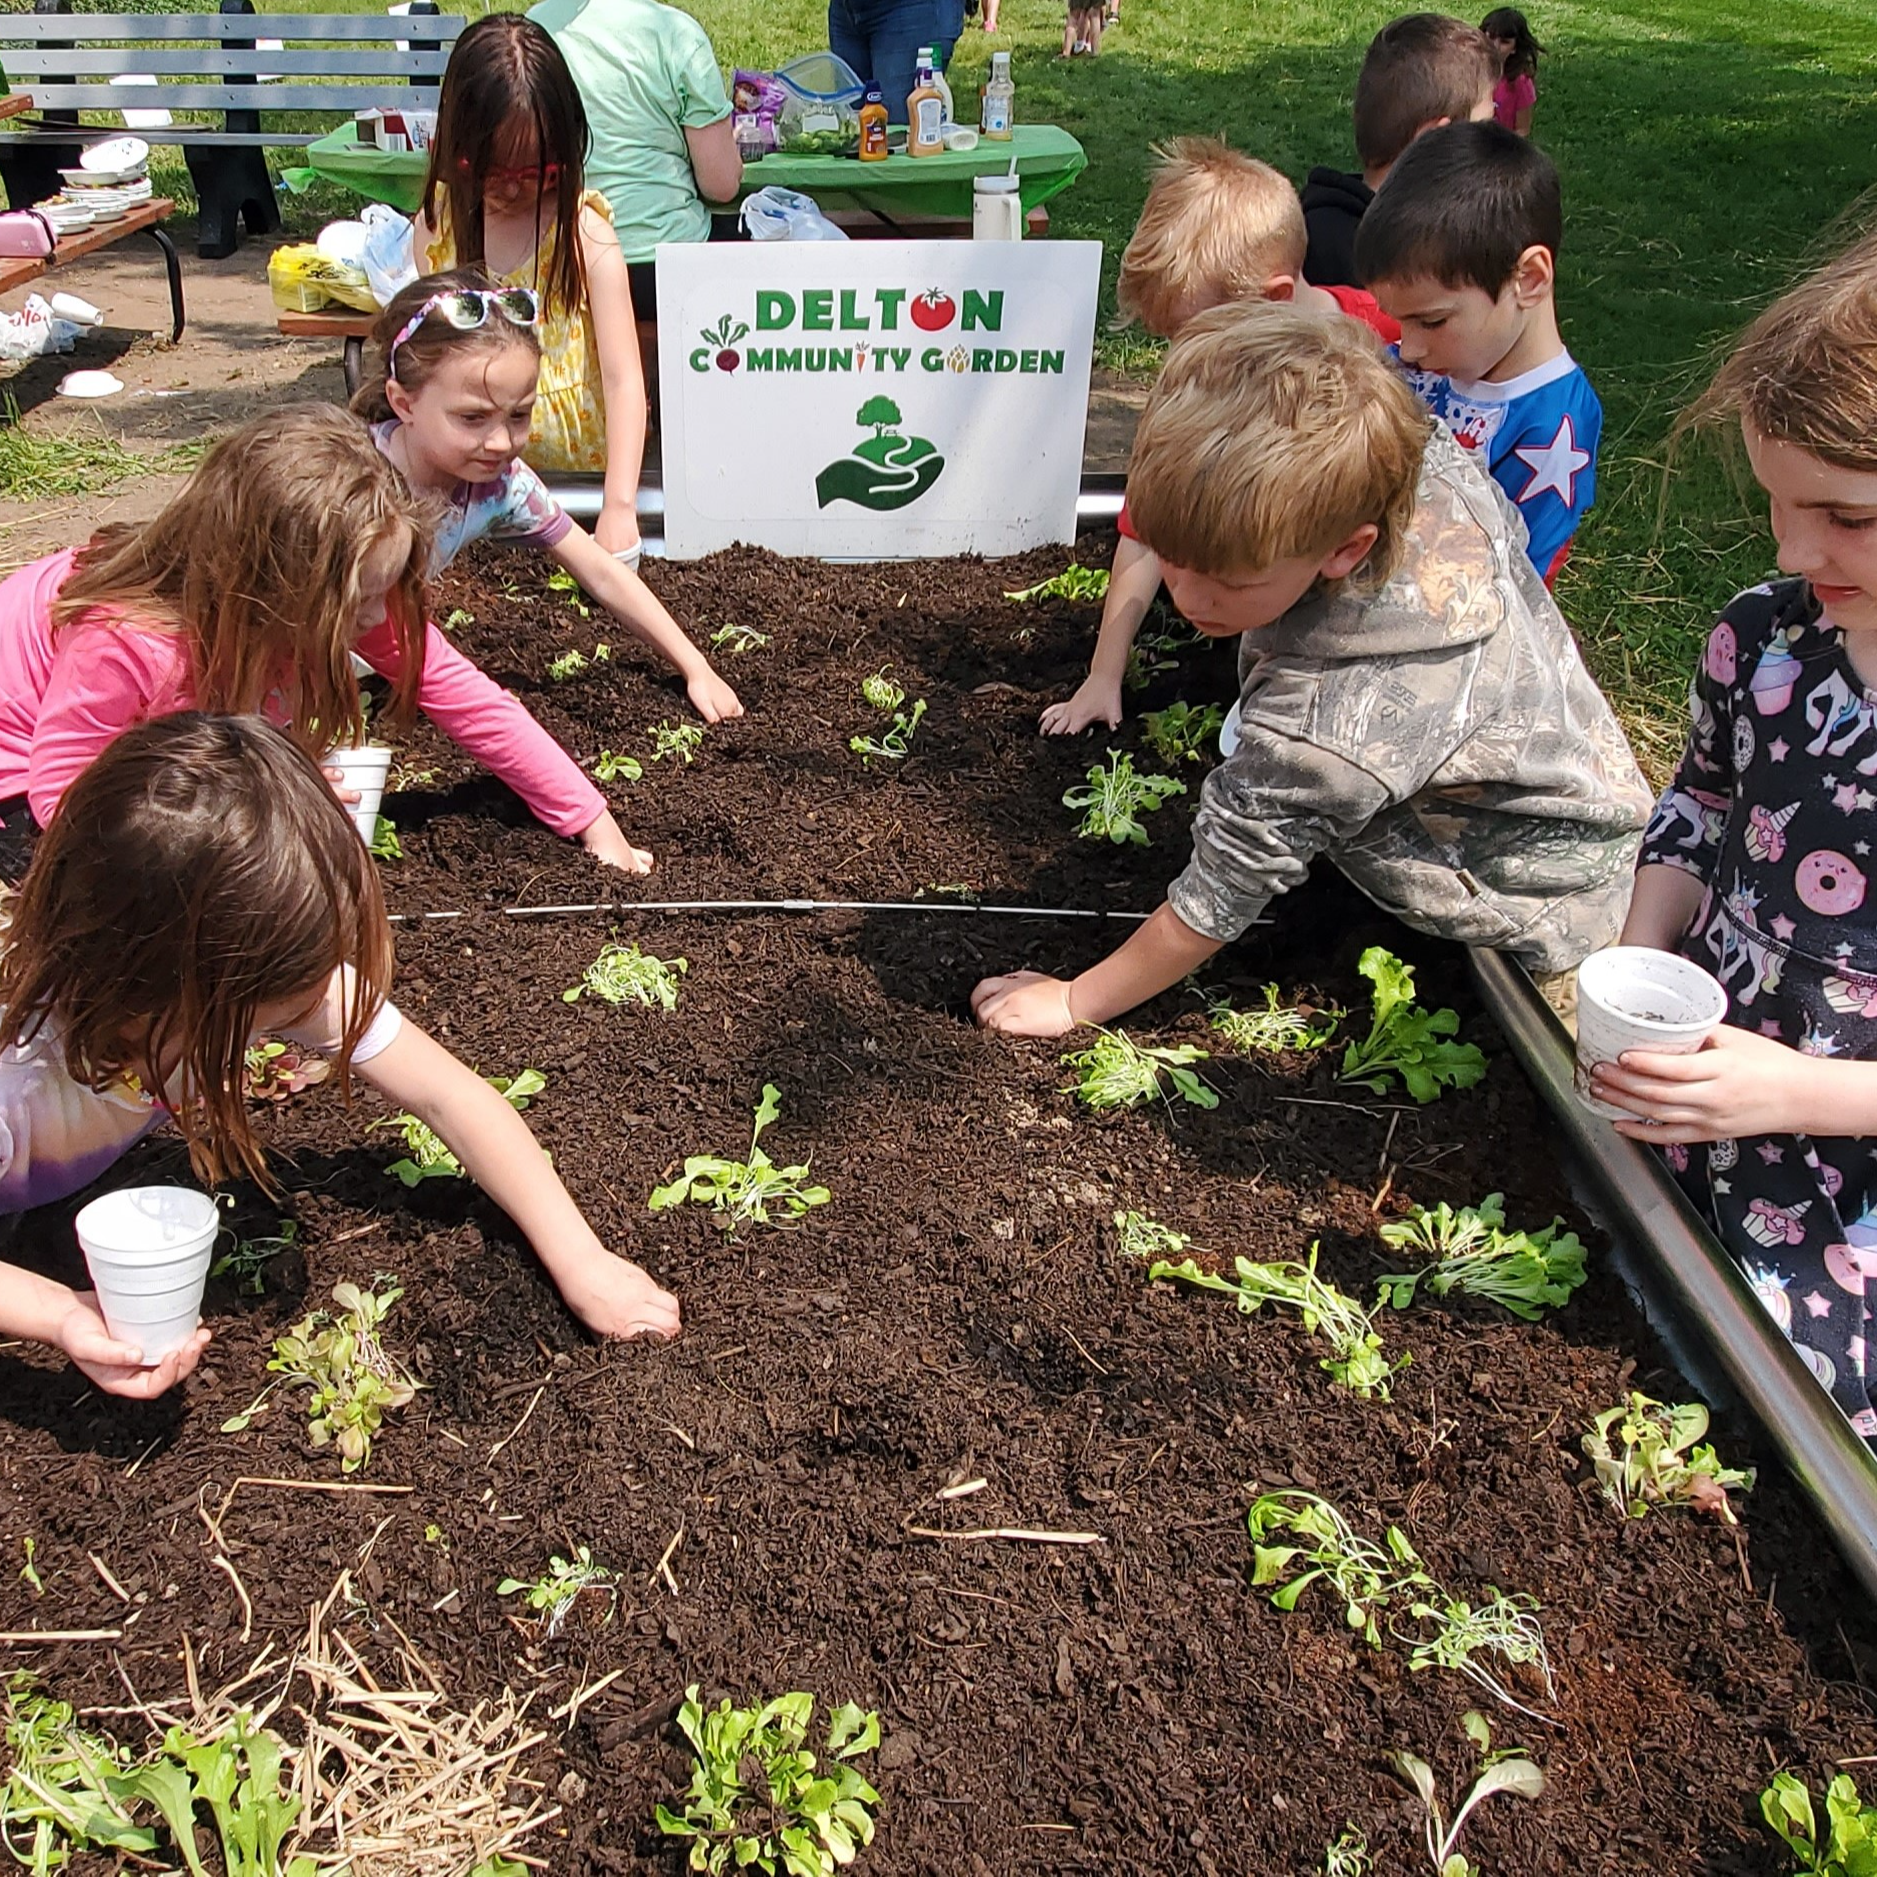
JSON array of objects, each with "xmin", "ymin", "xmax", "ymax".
[
  {"xmin": 1762, "ymin": 1769, "xmax": 1877, "ymax": 1875},
  {"xmin": 649, "ymin": 1084, "xmax": 831, "ymax": 1232},
  {"xmin": 548, "ymin": 648, "xmax": 587, "ymax": 682},
  {"xmin": 1063, "ymin": 1030, "xmax": 1217, "ymax": 1111},
  {"xmin": 1004, "ymin": 562, "xmax": 1109, "ymax": 604},
  {"xmin": 547, "ymin": 567, "xmax": 592, "ymax": 618},
  {"xmin": 650, "ymin": 720, "xmax": 705, "ymax": 763},
  {"xmin": 497, "ymin": 1546, "xmax": 618, "ymax": 1639},
  {"xmin": 211, "ymin": 1218, "xmax": 298, "ymax": 1297},
  {"xmin": 375, "ymin": 1070, "xmax": 545, "ymax": 1184},
  {"xmin": 593, "ymin": 749, "xmax": 644, "ymax": 783},
  {"xmin": 1143, "ymin": 701, "xmax": 1225, "ymax": 766},
  {"xmin": 267, "ymin": 1281, "xmax": 419, "ymax": 1474},
  {"xmin": 243, "ymin": 1039, "xmax": 330, "ymax": 1102},
  {"xmin": 1064, "ymin": 751, "xmax": 1185, "ymax": 845},
  {"xmin": 1339, "ymin": 947, "xmax": 1487, "ymax": 1103},
  {"xmin": 1113, "ymin": 1209, "xmax": 1190, "ymax": 1261},
  {"xmin": 654, "ymin": 1684, "xmax": 881, "ymax": 1877},
  {"xmin": 711, "ymin": 622, "xmax": 770, "ymax": 655},
  {"xmin": 860, "ymin": 668, "xmax": 905, "ymax": 713},
  {"xmin": 564, "ymin": 941, "xmax": 687, "ymax": 1012},
  {"xmin": 1390, "ymin": 1712, "xmax": 1544, "ymax": 1877},
  {"xmin": 118, "ymin": 1714, "xmax": 312, "ymax": 1877},
  {"xmin": 1153, "ymin": 1244, "xmax": 1401, "ymax": 1397},
  {"xmin": 1404, "ymin": 1591, "xmax": 1556, "ymax": 1723},
  {"xmin": 851, "ymin": 697, "xmax": 926, "ymax": 766},
  {"xmin": 1581, "ymin": 1392, "xmax": 1755, "ymax": 1525},
  {"xmin": 1123, "ymin": 626, "xmax": 1186, "ymax": 692},
  {"xmin": 1376, "ymin": 1194, "xmax": 1587, "ymax": 1321},
  {"xmin": 442, "ymin": 607, "xmax": 473, "ymax": 632},
  {"xmin": 369, "ymin": 814, "xmax": 401, "ymax": 861},
  {"xmin": 1246, "ymin": 1490, "xmax": 1433, "ymax": 1647},
  {"xmin": 1207, "ymin": 987, "xmax": 1340, "ymax": 1055},
  {"xmin": 0, "ymin": 1673, "xmax": 155, "ymax": 1867},
  {"xmin": 1322, "ymin": 1827, "xmax": 1372, "ymax": 1877}
]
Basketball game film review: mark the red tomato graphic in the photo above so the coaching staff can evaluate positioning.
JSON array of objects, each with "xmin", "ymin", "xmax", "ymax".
[{"xmin": 909, "ymin": 290, "xmax": 956, "ymax": 332}]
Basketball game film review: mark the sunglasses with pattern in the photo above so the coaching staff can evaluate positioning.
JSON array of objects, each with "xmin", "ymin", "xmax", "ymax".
[{"xmin": 388, "ymin": 287, "xmax": 540, "ymax": 375}]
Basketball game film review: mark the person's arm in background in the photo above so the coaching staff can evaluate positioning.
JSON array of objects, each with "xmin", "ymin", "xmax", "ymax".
[
  {"xmin": 578, "ymin": 203, "xmax": 649, "ymax": 560},
  {"xmin": 672, "ymin": 14, "xmax": 741, "ymax": 203},
  {"xmin": 684, "ymin": 117, "xmax": 742, "ymax": 203}
]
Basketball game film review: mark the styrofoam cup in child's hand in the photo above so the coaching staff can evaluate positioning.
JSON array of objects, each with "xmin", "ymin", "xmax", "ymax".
[
  {"xmin": 1573, "ymin": 946, "xmax": 1728, "ymax": 1120},
  {"xmin": 75, "ymin": 1185, "xmax": 219, "ymax": 1363},
  {"xmin": 322, "ymin": 745, "xmax": 391, "ymax": 843}
]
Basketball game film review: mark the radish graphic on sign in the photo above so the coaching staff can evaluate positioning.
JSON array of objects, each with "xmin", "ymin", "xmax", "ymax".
[{"xmin": 815, "ymin": 397, "xmax": 946, "ymax": 511}]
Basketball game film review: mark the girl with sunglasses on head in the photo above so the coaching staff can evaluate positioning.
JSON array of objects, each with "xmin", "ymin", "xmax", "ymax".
[
  {"xmin": 415, "ymin": 11, "xmax": 649, "ymax": 566},
  {"xmin": 0, "ymin": 404, "xmax": 655, "ymax": 877}
]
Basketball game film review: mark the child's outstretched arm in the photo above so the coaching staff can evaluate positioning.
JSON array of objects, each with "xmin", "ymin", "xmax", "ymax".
[
  {"xmin": 0, "ymin": 1261, "xmax": 210, "ymax": 1398},
  {"xmin": 1039, "ymin": 535, "xmax": 1163, "ymax": 736},
  {"xmin": 579, "ymin": 204, "xmax": 649, "ymax": 563},
  {"xmin": 547, "ymin": 526, "xmax": 743, "ymax": 723},
  {"xmin": 355, "ymin": 1019, "xmax": 681, "ymax": 1341}
]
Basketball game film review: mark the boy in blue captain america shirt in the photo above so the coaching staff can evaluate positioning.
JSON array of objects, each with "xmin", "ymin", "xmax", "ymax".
[{"xmin": 1355, "ymin": 118, "xmax": 1600, "ymax": 587}]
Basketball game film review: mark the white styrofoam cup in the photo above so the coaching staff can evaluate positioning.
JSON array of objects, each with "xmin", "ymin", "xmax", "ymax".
[
  {"xmin": 1574, "ymin": 946, "xmax": 1728, "ymax": 1120},
  {"xmin": 323, "ymin": 745, "xmax": 391, "ymax": 843},
  {"xmin": 75, "ymin": 1185, "xmax": 219, "ymax": 1363}
]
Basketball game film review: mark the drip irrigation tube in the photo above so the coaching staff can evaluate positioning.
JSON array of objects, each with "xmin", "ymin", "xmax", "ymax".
[
  {"xmin": 388, "ymin": 895, "xmax": 1153, "ymax": 925},
  {"xmin": 1469, "ymin": 947, "xmax": 1877, "ymax": 1604}
]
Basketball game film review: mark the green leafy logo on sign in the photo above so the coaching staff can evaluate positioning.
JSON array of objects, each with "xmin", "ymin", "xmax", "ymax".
[{"xmin": 815, "ymin": 397, "xmax": 946, "ymax": 512}]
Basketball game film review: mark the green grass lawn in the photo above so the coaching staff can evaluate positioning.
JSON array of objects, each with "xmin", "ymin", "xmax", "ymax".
[{"xmin": 32, "ymin": 0, "xmax": 1877, "ymax": 763}]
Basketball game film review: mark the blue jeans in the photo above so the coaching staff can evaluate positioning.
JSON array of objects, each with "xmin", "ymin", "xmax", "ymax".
[{"xmin": 828, "ymin": 0, "xmax": 954, "ymax": 123}]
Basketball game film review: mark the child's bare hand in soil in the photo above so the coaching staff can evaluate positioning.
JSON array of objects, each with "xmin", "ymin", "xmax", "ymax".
[
  {"xmin": 1040, "ymin": 674, "xmax": 1124, "ymax": 736},
  {"xmin": 579, "ymin": 810, "xmax": 654, "ymax": 874},
  {"xmin": 973, "ymin": 970, "xmax": 1080, "ymax": 1036},
  {"xmin": 686, "ymin": 667, "xmax": 744, "ymax": 724},
  {"xmin": 559, "ymin": 1255, "xmax": 681, "ymax": 1341},
  {"xmin": 61, "ymin": 1296, "xmax": 211, "ymax": 1398}
]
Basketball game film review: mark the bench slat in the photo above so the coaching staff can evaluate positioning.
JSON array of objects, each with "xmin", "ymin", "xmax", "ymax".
[
  {"xmin": 0, "ymin": 16, "xmax": 464, "ymax": 42},
  {"xmin": 22, "ymin": 83, "xmax": 429, "ymax": 110},
  {"xmin": 0, "ymin": 128, "xmax": 324, "ymax": 146},
  {"xmin": 7, "ymin": 49, "xmax": 451, "ymax": 77}
]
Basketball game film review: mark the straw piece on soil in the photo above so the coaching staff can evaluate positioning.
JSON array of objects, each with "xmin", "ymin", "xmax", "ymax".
[{"xmin": 903, "ymin": 1525, "xmax": 1105, "ymax": 1545}]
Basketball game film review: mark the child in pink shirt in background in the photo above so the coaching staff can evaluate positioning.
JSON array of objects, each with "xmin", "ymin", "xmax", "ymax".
[
  {"xmin": 1482, "ymin": 7, "xmax": 1541, "ymax": 136},
  {"xmin": 0, "ymin": 403, "xmax": 646, "ymax": 876}
]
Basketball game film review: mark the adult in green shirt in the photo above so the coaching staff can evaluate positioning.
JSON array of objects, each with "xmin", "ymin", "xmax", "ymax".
[{"xmin": 528, "ymin": 0, "xmax": 744, "ymax": 319}]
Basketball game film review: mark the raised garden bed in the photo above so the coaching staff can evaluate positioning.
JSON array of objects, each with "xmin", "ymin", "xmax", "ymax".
[{"xmin": 1, "ymin": 543, "xmax": 1873, "ymax": 1874}]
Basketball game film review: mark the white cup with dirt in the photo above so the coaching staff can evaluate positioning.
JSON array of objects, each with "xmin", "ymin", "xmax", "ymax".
[
  {"xmin": 1573, "ymin": 946, "xmax": 1728, "ymax": 1120},
  {"xmin": 322, "ymin": 745, "xmax": 391, "ymax": 843},
  {"xmin": 75, "ymin": 1185, "xmax": 219, "ymax": 1363}
]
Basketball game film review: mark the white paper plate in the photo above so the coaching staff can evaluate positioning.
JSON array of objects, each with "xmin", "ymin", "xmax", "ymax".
[
  {"xmin": 81, "ymin": 136, "xmax": 149, "ymax": 173},
  {"xmin": 59, "ymin": 166, "xmax": 144, "ymax": 188},
  {"xmin": 58, "ymin": 370, "xmax": 124, "ymax": 399}
]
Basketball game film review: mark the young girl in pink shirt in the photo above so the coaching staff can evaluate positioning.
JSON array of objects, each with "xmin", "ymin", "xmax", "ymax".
[
  {"xmin": 0, "ymin": 403, "xmax": 647, "ymax": 875},
  {"xmin": 1481, "ymin": 8, "xmax": 1540, "ymax": 136}
]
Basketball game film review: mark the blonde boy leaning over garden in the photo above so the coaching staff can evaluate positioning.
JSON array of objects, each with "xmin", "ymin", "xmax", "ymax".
[
  {"xmin": 979, "ymin": 301, "xmax": 1652, "ymax": 1038},
  {"xmin": 1041, "ymin": 138, "xmax": 1400, "ymax": 737}
]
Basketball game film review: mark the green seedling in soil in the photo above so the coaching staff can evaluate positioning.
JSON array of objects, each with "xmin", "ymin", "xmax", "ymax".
[
  {"xmin": 564, "ymin": 940, "xmax": 687, "ymax": 1012},
  {"xmin": 649, "ymin": 1084, "xmax": 831, "ymax": 1232},
  {"xmin": 1143, "ymin": 701, "xmax": 1225, "ymax": 766},
  {"xmin": 860, "ymin": 668, "xmax": 905, "ymax": 713},
  {"xmin": 1761, "ymin": 1768, "xmax": 1877, "ymax": 1875},
  {"xmin": 547, "ymin": 648, "xmax": 588, "ymax": 682},
  {"xmin": 1123, "ymin": 626, "xmax": 1185, "ymax": 693},
  {"xmin": 1376, "ymin": 1193, "xmax": 1587, "ymax": 1321},
  {"xmin": 1582, "ymin": 1391, "xmax": 1755, "ymax": 1526},
  {"xmin": 592, "ymin": 749, "xmax": 644, "ymax": 783},
  {"xmin": 117, "ymin": 1713, "xmax": 310, "ymax": 1877},
  {"xmin": 850, "ymin": 698, "xmax": 927, "ymax": 766},
  {"xmin": 0, "ymin": 1672, "xmax": 155, "ymax": 1868},
  {"xmin": 710, "ymin": 622, "xmax": 770, "ymax": 655},
  {"xmin": 243, "ymin": 1040, "xmax": 330, "ymax": 1103},
  {"xmin": 654, "ymin": 1684, "xmax": 881, "ymax": 1877},
  {"xmin": 265, "ymin": 1281, "xmax": 418, "ymax": 1474},
  {"xmin": 1322, "ymin": 1827, "xmax": 1372, "ymax": 1877},
  {"xmin": 442, "ymin": 607, "xmax": 473, "ymax": 632},
  {"xmin": 389, "ymin": 760, "xmax": 437, "ymax": 792},
  {"xmin": 497, "ymin": 1546, "xmax": 619, "ymax": 1639},
  {"xmin": 1339, "ymin": 946, "xmax": 1487, "ymax": 1103},
  {"xmin": 1207, "ymin": 986, "xmax": 1340, "ymax": 1055},
  {"xmin": 1246, "ymin": 1490, "xmax": 1433, "ymax": 1648},
  {"xmin": 650, "ymin": 720, "xmax": 705, "ymax": 764},
  {"xmin": 211, "ymin": 1219, "xmax": 298, "ymax": 1297},
  {"xmin": 1004, "ymin": 562, "xmax": 1109, "ymax": 604},
  {"xmin": 1155, "ymin": 1245, "xmax": 1401, "ymax": 1397},
  {"xmin": 1063, "ymin": 750, "xmax": 1185, "ymax": 845},
  {"xmin": 369, "ymin": 814, "xmax": 402, "ymax": 862},
  {"xmin": 1113, "ymin": 1209, "xmax": 1190, "ymax": 1261},
  {"xmin": 374, "ymin": 1070, "xmax": 545, "ymax": 1184},
  {"xmin": 1404, "ymin": 1592, "xmax": 1557, "ymax": 1723},
  {"xmin": 1062, "ymin": 1030, "xmax": 1218, "ymax": 1111},
  {"xmin": 547, "ymin": 567, "xmax": 592, "ymax": 618},
  {"xmin": 1390, "ymin": 1711, "xmax": 1544, "ymax": 1877},
  {"xmin": 17, "ymin": 1540, "xmax": 40, "ymax": 1598}
]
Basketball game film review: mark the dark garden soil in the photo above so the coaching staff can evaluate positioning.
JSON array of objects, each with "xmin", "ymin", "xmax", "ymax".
[{"xmin": 2, "ymin": 541, "xmax": 1874, "ymax": 1875}]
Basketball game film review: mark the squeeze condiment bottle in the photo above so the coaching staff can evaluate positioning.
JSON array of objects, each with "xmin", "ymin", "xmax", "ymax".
[
  {"xmin": 907, "ymin": 54, "xmax": 946, "ymax": 157},
  {"xmin": 858, "ymin": 85, "xmax": 888, "ymax": 160}
]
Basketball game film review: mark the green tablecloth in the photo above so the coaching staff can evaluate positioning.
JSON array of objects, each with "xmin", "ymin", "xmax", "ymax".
[{"xmin": 287, "ymin": 121, "xmax": 1085, "ymax": 225}]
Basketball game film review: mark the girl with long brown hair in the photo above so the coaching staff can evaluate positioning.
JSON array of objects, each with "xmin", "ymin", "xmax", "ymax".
[
  {"xmin": 0, "ymin": 403, "xmax": 645, "ymax": 873},
  {"xmin": 415, "ymin": 12, "xmax": 649, "ymax": 565},
  {"xmin": 0, "ymin": 714, "xmax": 679, "ymax": 1400}
]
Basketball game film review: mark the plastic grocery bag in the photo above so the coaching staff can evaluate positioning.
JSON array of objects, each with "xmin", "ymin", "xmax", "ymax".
[
  {"xmin": 360, "ymin": 203, "xmax": 417, "ymax": 309},
  {"xmin": 740, "ymin": 186, "xmax": 848, "ymax": 242},
  {"xmin": 0, "ymin": 295, "xmax": 81, "ymax": 363}
]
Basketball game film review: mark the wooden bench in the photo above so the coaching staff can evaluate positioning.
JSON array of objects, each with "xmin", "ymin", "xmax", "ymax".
[
  {"xmin": 0, "ymin": 2, "xmax": 464, "ymax": 259},
  {"xmin": 0, "ymin": 197, "xmax": 184, "ymax": 342}
]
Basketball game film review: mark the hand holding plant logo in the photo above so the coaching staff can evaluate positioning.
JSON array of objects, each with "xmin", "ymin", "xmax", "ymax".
[{"xmin": 817, "ymin": 398, "xmax": 946, "ymax": 513}]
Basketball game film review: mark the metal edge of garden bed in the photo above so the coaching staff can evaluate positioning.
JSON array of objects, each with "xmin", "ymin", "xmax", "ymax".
[{"xmin": 1469, "ymin": 947, "xmax": 1877, "ymax": 1604}]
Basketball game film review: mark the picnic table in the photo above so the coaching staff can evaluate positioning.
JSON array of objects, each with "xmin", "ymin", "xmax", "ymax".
[
  {"xmin": 291, "ymin": 119, "xmax": 1086, "ymax": 231},
  {"xmin": 0, "ymin": 197, "xmax": 185, "ymax": 342},
  {"xmin": 0, "ymin": 94, "xmax": 33, "ymax": 123}
]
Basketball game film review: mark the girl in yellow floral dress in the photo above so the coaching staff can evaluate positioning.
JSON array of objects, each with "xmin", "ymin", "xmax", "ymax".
[{"xmin": 414, "ymin": 13, "xmax": 649, "ymax": 563}]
